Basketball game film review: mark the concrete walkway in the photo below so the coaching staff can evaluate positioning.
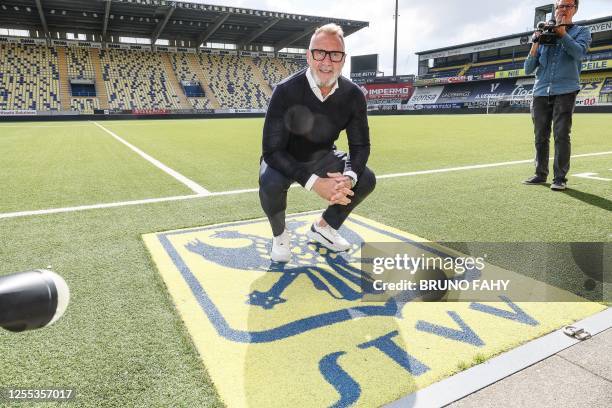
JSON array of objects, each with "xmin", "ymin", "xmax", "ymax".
[{"xmin": 448, "ymin": 329, "xmax": 612, "ymax": 407}]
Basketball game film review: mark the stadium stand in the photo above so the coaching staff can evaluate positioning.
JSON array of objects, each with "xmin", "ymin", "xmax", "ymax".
[
  {"xmin": 0, "ymin": 1, "xmax": 607, "ymax": 117},
  {"xmin": 0, "ymin": 44, "xmax": 60, "ymax": 111},
  {"xmin": 252, "ymin": 57, "xmax": 307, "ymax": 87},
  {"xmin": 89, "ymin": 49, "xmax": 110, "ymax": 110},
  {"xmin": 61, "ymin": 46, "xmax": 100, "ymax": 112},
  {"xmin": 100, "ymin": 49, "xmax": 181, "ymax": 110},
  {"xmin": 465, "ymin": 59, "xmax": 526, "ymax": 76},
  {"xmin": 169, "ymin": 52, "xmax": 212, "ymax": 110},
  {"xmin": 160, "ymin": 53, "xmax": 192, "ymax": 110},
  {"xmin": 409, "ymin": 14, "xmax": 612, "ymax": 112},
  {"xmin": 66, "ymin": 47, "xmax": 96, "ymax": 79},
  {"xmin": 186, "ymin": 53, "xmax": 221, "ymax": 109},
  {"xmin": 585, "ymin": 46, "xmax": 612, "ymax": 61},
  {"xmin": 247, "ymin": 59, "xmax": 273, "ymax": 99},
  {"xmin": 170, "ymin": 53, "xmax": 199, "ymax": 83},
  {"xmin": 421, "ymin": 64, "xmax": 466, "ymax": 78},
  {"xmin": 197, "ymin": 53, "xmax": 269, "ymax": 109},
  {"xmin": 0, "ymin": 0, "xmax": 364, "ymax": 116},
  {"xmin": 56, "ymin": 47, "xmax": 72, "ymax": 109},
  {"xmin": 70, "ymin": 97, "xmax": 100, "ymax": 114},
  {"xmin": 252, "ymin": 56, "xmax": 287, "ymax": 87},
  {"xmin": 278, "ymin": 58, "xmax": 307, "ymax": 78}
]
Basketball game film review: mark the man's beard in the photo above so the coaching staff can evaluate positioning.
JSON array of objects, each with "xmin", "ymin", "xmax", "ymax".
[{"xmin": 311, "ymin": 68, "xmax": 340, "ymax": 88}]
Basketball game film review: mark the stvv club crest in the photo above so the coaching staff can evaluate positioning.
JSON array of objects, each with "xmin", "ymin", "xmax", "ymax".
[{"xmin": 143, "ymin": 212, "xmax": 604, "ymax": 408}]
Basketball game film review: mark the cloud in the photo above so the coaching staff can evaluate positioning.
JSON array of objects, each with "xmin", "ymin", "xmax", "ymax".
[{"xmin": 177, "ymin": 0, "xmax": 610, "ymax": 76}]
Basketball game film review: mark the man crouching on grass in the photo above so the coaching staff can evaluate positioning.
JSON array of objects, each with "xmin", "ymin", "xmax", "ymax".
[{"xmin": 259, "ymin": 23, "xmax": 376, "ymax": 263}]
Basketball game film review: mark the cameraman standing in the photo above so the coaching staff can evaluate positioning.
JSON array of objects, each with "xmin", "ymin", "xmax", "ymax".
[{"xmin": 523, "ymin": 0, "xmax": 591, "ymax": 190}]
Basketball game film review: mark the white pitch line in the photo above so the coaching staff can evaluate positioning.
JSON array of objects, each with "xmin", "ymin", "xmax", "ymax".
[
  {"xmin": 207, "ymin": 187, "xmax": 260, "ymax": 197},
  {"xmin": 377, "ymin": 150, "xmax": 612, "ymax": 180},
  {"xmin": 0, "ymin": 188, "xmax": 266, "ymax": 219},
  {"xmin": 92, "ymin": 121, "xmax": 210, "ymax": 195},
  {"xmin": 1, "ymin": 150, "xmax": 611, "ymax": 220},
  {"xmin": 0, "ymin": 124, "xmax": 94, "ymax": 128},
  {"xmin": 0, "ymin": 194, "xmax": 203, "ymax": 219}
]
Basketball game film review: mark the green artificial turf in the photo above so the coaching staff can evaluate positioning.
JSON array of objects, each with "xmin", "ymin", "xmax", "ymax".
[
  {"xmin": 0, "ymin": 123, "xmax": 192, "ymax": 213},
  {"xmin": 87, "ymin": 114, "xmax": 612, "ymax": 191},
  {"xmin": 0, "ymin": 114, "xmax": 610, "ymax": 407}
]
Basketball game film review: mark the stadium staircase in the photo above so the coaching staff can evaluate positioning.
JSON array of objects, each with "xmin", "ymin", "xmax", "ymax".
[
  {"xmin": 188, "ymin": 53, "xmax": 221, "ymax": 109},
  {"xmin": 246, "ymin": 58, "xmax": 273, "ymax": 97},
  {"xmin": 161, "ymin": 53, "xmax": 192, "ymax": 110},
  {"xmin": 458, "ymin": 64, "xmax": 471, "ymax": 76},
  {"xmin": 56, "ymin": 47, "xmax": 72, "ymax": 111},
  {"xmin": 275, "ymin": 59, "xmax": 291, "ymax": 78},
  {"xmin": 90, "ymin": 49, "xmax": 110, "ymax": 110}
]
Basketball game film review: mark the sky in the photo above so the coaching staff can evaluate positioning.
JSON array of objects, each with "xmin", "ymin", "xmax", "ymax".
[{"xmin": 177, "ymin": 0, "xmax": 612, "ymax": 76}]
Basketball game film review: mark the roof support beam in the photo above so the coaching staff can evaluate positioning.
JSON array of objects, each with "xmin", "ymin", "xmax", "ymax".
[
  {"xmin": 151, "ymin": 5, "xmax": 175, "ymax": 45},
  {"xmin": 102, "ymin": 0, "xmax": 111, "ymax": 41},
  {"xmin": 237, "ymin": 18, "xmax": 280, "ymax": 50},
  {"xmin": 196, "ymin": 12, "xmax": 230, "ymax": 47},
  {"xmin": 274, "ymin": 24, "xmax": 318, "ymax": 52},
  {"xmin": 34, "ymin": 0, "xmax": 49, "ymax": 38}
]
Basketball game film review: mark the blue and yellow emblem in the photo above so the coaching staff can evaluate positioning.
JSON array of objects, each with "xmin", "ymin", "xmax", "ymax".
[{"xmin": 143, "ymin": 213, "xmax": 604, "ymax": 407}]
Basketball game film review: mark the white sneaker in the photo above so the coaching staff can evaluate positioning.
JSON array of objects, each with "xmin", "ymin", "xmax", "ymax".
[
  {"xmin": 271, "ymin": 229, "xmax": 291, "ymax": 263},
  {"xmin": 307, "ymin": 220, "xmax": 351, "ymax": 252}
]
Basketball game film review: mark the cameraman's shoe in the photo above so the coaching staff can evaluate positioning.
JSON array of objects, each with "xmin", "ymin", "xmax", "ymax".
[
  {"xmin": 522, "ymin": 175, "xmax": 547, "ymax": 185},
  {"xmin": 550, "ymin": 181, "xmax": 567, "ymax": 191},
  {"xmin": 307, "ymin": 220, "xmax": 350, "ymax": 252},
  {"xmin": 271, "ymin": 229, "xmax": 291, "ymax": 263}
]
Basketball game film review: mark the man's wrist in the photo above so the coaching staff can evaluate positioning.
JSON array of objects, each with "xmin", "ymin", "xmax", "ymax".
[
  {"xmin": 343, "ymin": 171, "xmax": 358, "ymax": 188},
  {"xmin": 305, "ymin": 174, "xmax": 319, "ymax": 191}
]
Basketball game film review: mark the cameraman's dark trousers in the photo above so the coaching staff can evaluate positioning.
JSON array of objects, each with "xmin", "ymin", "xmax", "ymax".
[
  {"xmin": 259, "ymin": 151, "xmax": 376, "ymax": 237},
  {"xmin": 531, "ymin": 91, "xmax": 578, "ymax": 183}
]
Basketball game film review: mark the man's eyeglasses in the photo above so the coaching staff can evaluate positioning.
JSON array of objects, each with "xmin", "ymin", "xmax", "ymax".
[
  {"xmin": 310, "ymin": 49, "xmax": 345, "ymax": 63},
  {"xmin": 556, "ymin": 4, "xmax": 576, "ymax": 10}
]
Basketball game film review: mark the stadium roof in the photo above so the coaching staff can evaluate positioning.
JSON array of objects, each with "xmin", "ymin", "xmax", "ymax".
[
  {"xmin": 416, "ymin": 15, "xmax": 611, "ymax": 56},
  {"xmin": 0, "ymin": 0, "xmax": 369, "ymax": 51}
]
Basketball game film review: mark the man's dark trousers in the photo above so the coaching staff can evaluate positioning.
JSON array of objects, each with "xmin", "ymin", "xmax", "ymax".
[
  {"xmin": 259, "ymin": 151, "xmax": 376, "ymax": 237},
  {"xmin": 531, "ymin": 92, "xmax": 578, "ymax": 183}
]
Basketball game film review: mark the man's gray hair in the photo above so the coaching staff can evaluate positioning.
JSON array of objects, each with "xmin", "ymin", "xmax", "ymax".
[{"xmin": 309, "ymin": 23, "xmax": 345, "ymax": 50}]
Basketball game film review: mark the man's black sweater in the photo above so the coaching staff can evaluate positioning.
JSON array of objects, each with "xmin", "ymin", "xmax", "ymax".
[{"xmin": 262, "ymin": 68, "xmax": 370, "ymax": 187}]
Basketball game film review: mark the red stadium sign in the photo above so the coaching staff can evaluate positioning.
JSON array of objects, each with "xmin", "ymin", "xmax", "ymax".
[
  {"xmin": 133, "ymin": 109, "xmax": 170, "ymax": 115},
  {"xmin": 447, "ymin": 76, "xmax": 467, "ymax": 83},
  {"xmin": 359, "ymin": 83, "xmax": 414, "ymax": 101}
]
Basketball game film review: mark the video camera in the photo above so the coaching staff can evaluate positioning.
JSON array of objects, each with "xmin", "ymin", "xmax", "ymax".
[{"xmin": 533, "ymin": 20, "xmax": 559, "ymax": 45}]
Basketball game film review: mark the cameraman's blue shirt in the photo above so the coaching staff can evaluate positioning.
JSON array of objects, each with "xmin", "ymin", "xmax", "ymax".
[{"xmin": 524, "ymin": 25, "xmax": 592, "ymax": 96}]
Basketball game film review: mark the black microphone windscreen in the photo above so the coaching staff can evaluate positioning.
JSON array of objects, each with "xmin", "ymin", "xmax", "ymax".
[{"xmin": 0, "ymin": 270, "xmax": 69, "ymax": 332}]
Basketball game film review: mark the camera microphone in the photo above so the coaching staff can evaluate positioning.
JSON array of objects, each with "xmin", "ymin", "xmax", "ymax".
[{"xmin": 0, "ymin": 270, "xmax": 70, "ymax": 332}]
